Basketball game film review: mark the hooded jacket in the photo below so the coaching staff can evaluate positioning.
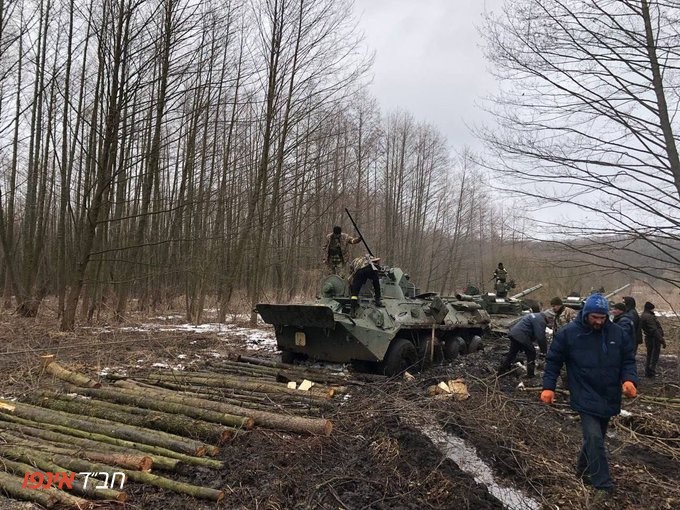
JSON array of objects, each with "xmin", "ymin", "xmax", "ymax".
[
  {"xmin": 623, "ymin": 297, "xmax": 643, "ymax": 345},
  {"xmin": 612, "ymin": 313, "xmax": 635, "ymax": 350},
  {"xmin": 508, "ymin": 312, "xmax": 548, "ymax": 354},
  {"xmin": 542, "ymin": 308, "xmax": 638, "ymax": 418}
]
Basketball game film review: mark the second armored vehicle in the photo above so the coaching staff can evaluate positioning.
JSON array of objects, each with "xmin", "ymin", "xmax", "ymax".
[{"xmin": 455, "ymin": 284, "xmax": 544, "ymax": 334}]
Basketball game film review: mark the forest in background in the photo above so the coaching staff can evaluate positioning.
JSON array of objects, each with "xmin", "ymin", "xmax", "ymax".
[{"xmin": 0, "ymin": 0, "xmax": 678, "ymax": 330}]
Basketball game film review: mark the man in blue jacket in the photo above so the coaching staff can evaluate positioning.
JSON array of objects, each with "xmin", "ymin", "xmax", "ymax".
[
  {"xmin": 497, "ymin": 310, "xmax": 554, "ymax": 378},
  {"xmin": 540, "ymin": 294, "xmax": 638, "ymax": 495}
]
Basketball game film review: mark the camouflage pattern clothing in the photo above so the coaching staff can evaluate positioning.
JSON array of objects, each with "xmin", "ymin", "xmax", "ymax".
[
  {"xmin": 493, "ymin": 266, "xmax": 508, "ymax": 283},
  {"xmin": 554, "ymin": 305, "xmax": 577, "ymax": 333},
  {"xmin": 322, "ymin": 232, "xmax": 361, "ymax": 276}
]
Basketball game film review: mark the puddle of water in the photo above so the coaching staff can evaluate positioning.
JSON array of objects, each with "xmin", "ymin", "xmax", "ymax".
[{"xmin": 423, "ymin": 427, "xmax": 541, "ymax": 510}]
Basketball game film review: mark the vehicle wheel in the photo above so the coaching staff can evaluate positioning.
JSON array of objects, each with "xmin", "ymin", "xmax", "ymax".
[
  {"xmin": 467, "ymin": 335, "xmax": 483, "ymax": 353},
  {"xmin": 444, "ymin": 336, "xmax": 464, "ymax": 361},
  {"xmin": 382, "ymin": 338, "xmax": 418, "ymax": 377}
]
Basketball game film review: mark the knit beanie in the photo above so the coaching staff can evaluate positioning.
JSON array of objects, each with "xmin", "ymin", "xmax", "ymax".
[
  {"xmin": 582, "ymin": 293, "xmax": 609, "ymax": 316},
  {"xmin": 644, "ymin": 301, "xmax": 655, "ymax": 311}
]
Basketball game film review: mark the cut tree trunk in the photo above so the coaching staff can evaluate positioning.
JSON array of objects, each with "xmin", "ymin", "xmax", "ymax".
[
  {"xmin": 0, "ymin": 470, "xmax": 70, "ymax": 509},
  {"xmin": 0, "ymin": 448, "xmax": 125, "ymax": 502},
  {"xmin": 110, "ymin": 381, "xmax": 333, "ymax": 436},
  {"xmin": 43, "ymin": 361, "xmax": 100, "ymax": 388},
  {"xmin": 0, "ymin": 412, "xmax": 223, "ymax": 469},
  {"xmin": 0, "ymin": 419, "xmax": 180, "ymax": 471},
  {"xmin": 34, "ymin": 392, "xmax": 237, "ymax": 444},
  {"xmin": 0, "ymin": 399, "xmax": 215, "ymax": 457},
  {"xmin": 61, "ymin": 386, "xmax": 254, "ymax": 430}
]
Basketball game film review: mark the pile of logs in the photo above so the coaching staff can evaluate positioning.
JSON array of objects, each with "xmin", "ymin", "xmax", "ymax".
[{"xmin": 0, "ymin": 355, "xmax": 360, "ymax": 508}]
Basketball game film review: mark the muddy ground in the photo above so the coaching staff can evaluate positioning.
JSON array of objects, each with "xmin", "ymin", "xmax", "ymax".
[{"xmin": 0, "ymin": 305, "xmax": 678, "ymax": 510}]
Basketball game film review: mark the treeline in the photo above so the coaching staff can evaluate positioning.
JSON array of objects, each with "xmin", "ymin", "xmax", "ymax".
[{"xmin": 0, "ymin": 0, "xmax": 525, "ymax": 329}]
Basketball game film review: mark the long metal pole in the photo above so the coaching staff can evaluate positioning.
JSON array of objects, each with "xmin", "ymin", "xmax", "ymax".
[{"xmin": 344, "ymin": 208, "xmax": 374, "ymax": 256}]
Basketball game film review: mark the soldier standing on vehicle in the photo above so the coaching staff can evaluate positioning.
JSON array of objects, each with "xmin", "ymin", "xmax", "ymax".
[
  {"xmin": 322, "ymin": 226, "xmax": 361, "ymax": 277},
  {"xmin": 349, "ymin": 255, "xmax": 383, "ymax": 315},
  {"xmin": 640, "ymin": 301, "xmax": 666, "ymax": 378},
  {"xmin": 550, "ymin": 297, "xmax": 577, "ymax": 333},
  {"xmin": 493, "ymin": 262, "xmax": 508, "ymax": 283}
]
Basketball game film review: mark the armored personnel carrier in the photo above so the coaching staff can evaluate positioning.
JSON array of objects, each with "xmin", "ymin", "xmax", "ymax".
[
  {"xmin": 257, "ymin": 267, "xmax": 490, "ymax": 376},
  {"xmin": 455, "ymin": 283, "xmax": 544, "ymax": 334}
]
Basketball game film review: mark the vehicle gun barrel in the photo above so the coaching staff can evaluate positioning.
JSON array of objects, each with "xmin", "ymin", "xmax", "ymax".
[
  {"xmin": 604, "ymin": 283, "xmax": 631, "ymax": 300},
  {"xmin": 510, "ymin": 283, "xmax": 543, "ymax": 300},
  {"xmin": 455, "ymin": 293, "xmax": 478, "ymax": 301}
]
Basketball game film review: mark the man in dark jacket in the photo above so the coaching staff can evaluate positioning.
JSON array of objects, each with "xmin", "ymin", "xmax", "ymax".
[
  {"xmin": 497, "ymin": 310, "xmax": 554, "ymax": 378},
  {"xmin": 540, "ymin": 293, "xmax": 637, "ymax": 495},
  {"xmin": 611, "ymin": 303, "xmax": 635, "ymax": 348},
  {"xmin": 622, "ymin": 296, "xmax": 642, "ymax": 353},
  {"xmin": 640, "ymin": 301, "xmax": 666, "ymax": 378}
]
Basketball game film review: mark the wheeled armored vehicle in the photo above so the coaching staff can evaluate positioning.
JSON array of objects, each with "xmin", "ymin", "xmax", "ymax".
[{"xmin": 257, "ymin": 267, "xmax": 490, "ymax": 376}]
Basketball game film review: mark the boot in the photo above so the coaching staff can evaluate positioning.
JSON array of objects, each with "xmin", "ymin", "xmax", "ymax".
[{"xmin": 526, "ymin": 361, "xmax": 536, "ymax": 379}]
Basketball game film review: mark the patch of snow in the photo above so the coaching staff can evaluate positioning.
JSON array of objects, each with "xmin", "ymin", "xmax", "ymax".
[
  {"xmin": 153, "ymin": 314, "xmax": 184, "ymax": 321},
  {"xmin": 660, "ymin": 354, "xmax": 678, "ymax": 359},
  {"xmin": 656, "ymin": 311, "xmax": 679, "ymax": 318},
  {"xmin": 151, "ymin": 362, "xmax": 169, "ymax": 368},
  {"xmin": 619, "ymin": 409, "xmax": 632, "ymax": 417},
  {"xmin": 424, "ymin": 427, "xmax": 541, "ymax": 510},
  {"xmin": 177, "ymin": 354, "xmax": 187, "ymax": 359}
]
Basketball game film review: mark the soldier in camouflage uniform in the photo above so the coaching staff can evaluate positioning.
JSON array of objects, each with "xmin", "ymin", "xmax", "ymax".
[
  {"xmin": 550, "ymin": 297, "xmax": 577, "ymax": 333},
  {"xmin": 349, "ymin": 254, "xmax": 383, "ymax": 316},
  {"xmin": 493, "ymin": 262, "xmax": 508, "ymax": 283},
  {"xmin": 322, "ymin": 226, "xmax": 361, "ymax": 277}
]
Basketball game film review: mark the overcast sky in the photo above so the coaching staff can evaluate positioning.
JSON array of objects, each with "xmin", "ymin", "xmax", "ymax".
[{"xmin": 354, "ymin": 0, "xmax": 502, "ymax": 150}]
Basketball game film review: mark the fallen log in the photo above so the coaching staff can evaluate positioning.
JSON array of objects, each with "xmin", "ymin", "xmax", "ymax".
[
  {"xmin": 43, "ymin": 361, "xmax": 100, "ymax": 388},
  {"xmin": 145, "ymin": 371, "xmax": 335, "ymax": 400},
  {"xmin": 0, "ymin": 412, "xmax": 223, "ymax": 470},
  {"xmin": 236, "ymin": 355, "xmax": 358, "ymax": 386},
  {"xmin": 2, "ymin": 430, "xmax": 152, "ymax": 471},
  {"xmin": 164, "ymin": 387, "xmax": 330, "ymax": 415},
  {"xmin": 131, "ymin": 379, "xmax": 335, "ymax": 412},
  {"xmin": 62, "ymin": 385, "xmax": 254, "ymax": 431},
  {"xmin": 0, "ymin": 470, "xmax": 73, "ymax": 509},
  {"xmin": 0, "ymin": 419, "xmax": 181, "ymax": 472},
  {"xmin": 0, "ymin": 399, "xmax": 215, "ymax": 457},
  {"xmin": 110, "ymin": 381, "xmax": 333, "ymax": 436},
  {"xmin": 1, "ymin": 446, "xmax": 224, "ymax": 501},
  {"xmin": 34, "ymin": 392, "xmax": 237, "ymax": 445},
  {"xmin": 0, "ymin": 448, "xmax": 125, "ymax": 502}
]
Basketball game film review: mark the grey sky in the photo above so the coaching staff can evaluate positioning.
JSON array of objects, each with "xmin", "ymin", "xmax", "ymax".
[{"xmin": 354, "ymin": 0, "xmax": 502, "ymax": 149}]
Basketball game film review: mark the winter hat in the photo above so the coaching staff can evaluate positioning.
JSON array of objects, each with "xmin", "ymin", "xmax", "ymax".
[
  {"xmin": 542, "ymin": 309, "xmax": 556, "ymax": 320},
  {"xmin": 550, "ymin": 297, "xmax": 563, "ymax": 306},
  {"xmin": 613, "ymin": 303, "xmax": 626, "ymax": 312},
  {"xmin": 622, "ymin": 296, "xmax": 636, "ymax": 309},
  {"xmin": 644, "ymin": 301, "xmax": 655, "ymax": 311},
  {"xmin": 582, "ymin": 293, "xmax": 609, "ymax": 316}
]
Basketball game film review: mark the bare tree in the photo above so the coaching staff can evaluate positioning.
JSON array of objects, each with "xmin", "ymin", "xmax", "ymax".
[{"xmin": 481, "ymin": 0, "xmax": 680, "ymax": 287}]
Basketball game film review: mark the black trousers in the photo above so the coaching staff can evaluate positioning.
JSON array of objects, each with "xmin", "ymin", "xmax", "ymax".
[
  {"xmin": 499, "ymin": 337, "xmax": 536, "ymax": 377},
  {"xmin": 645, "ymin": 336, "xmax": 662, "ymax": 376},
  {"xmin": 350, "ymin": 266, "xmax": 381, "ymax": 301}
]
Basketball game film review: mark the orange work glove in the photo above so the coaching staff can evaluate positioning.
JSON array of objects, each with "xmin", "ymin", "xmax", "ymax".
[
  {"xmin": 622, "ymin": 381, "xmax": 637, "ymax": 398},
  {"xmin": 540, "ymin": 389, "xmax": 555, "ymax": 404}
]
